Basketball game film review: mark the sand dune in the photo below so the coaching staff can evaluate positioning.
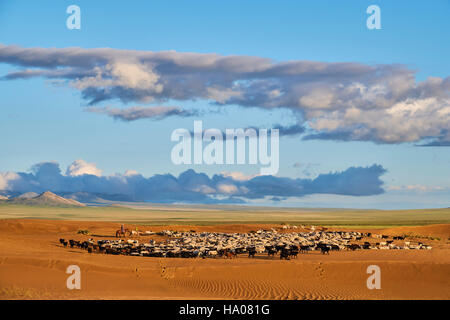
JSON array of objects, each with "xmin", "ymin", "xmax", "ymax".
[
  {"xmin": 382, "ymin": 224, "xmax": 450, "ymax": 240},
  {"xmin": 0, "ymin": 220, "xmax": 449, "ymax": 300}
]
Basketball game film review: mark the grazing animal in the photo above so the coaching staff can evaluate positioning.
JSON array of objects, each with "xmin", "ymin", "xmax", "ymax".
[
  {"xmin": 347, "ymin": 244, "xmax": 360, "ymax": 251},
  {"xmin": 288, "ymin": 245, "xmax": 299, "ymax": 259},
  {"xmin": 208, "ymin": 250, "xmax": 218, "ymax": 258},
  {"xmin": 300, "ymin": 245, "xmax": 310, "ymax": 253},
  {"xmin": 267, "ymin": 248, "xmax": 277, "ymax": 257},
  {"xmin": 330, "ymin": 244, "xmax": 340, "ymax": 251},
  {"xmin": 280, "ymin": 248, "xmax": 291, "ymax": 260},
  {"xmin": 105, "ymin": 248, "xmax": 118, "ymax": 255},
  {"xmin": 180, "ymin": 251, "xmax": 196, "ymax": 258},
  {"xmin": 166, "ymin": 251, "xmax": 177, "ymax": 258},
  {"xmin": 224, "ymin": 250, "xmax": 237, "ymax": 259},
  {"xmin": 81, "ymin": 241, "xmax": 90, "ymax": 249},
  {"xmin": 69, "ymin": 240, "xmax": 81, "ymax": 248},
  {"xmin": 59, "ymin": 227, "xmax": 424, "ymax": 261},
  {"xmin": 217, "ymin": 249, "xmax": 227, "ymax": 257}
]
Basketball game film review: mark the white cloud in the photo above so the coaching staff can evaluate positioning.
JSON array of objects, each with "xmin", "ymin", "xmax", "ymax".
[
  {"xmin": 193, "ymin": 185, "xmax": 216, "ymax": 194},
  {"xmin": 299, "ymin": 88, "xmax": 334, "ymax": 109},
  {"xmin": 1, "ymin": 44, "xmax": 448, "ymax": 144},
  {"xmin": 124, "ymin": 170, "xmax": 139, "ymax": 177},
  {"xmin": 206, "ymin": 87, "xmax": 243, "ymax": 104},
  {"xmin": 307, "ymin": 96, "xmax": 450, "ymax": 144},
  {"xmin": 66, "ymin": 159, "xmax": 102, "ymax": 177},
  {"xmin": 220, "ymin": 171, "xmax": 260, "ymax": 181},
  {"xmin": 0, "ymin": 172, "xmax": 20, "ymax": 190},
  {"xmin": 216, "ymin": 184, "xmax": 239, "ymax": 194}
]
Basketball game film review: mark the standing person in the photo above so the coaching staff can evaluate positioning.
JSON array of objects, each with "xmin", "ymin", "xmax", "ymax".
[{"xmin": 121, "ymin": 224, "xmax": 124, "ymax": 234}]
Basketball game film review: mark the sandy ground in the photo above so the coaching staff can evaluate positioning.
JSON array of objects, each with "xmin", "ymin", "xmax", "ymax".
[{"xmin": 0, "ymin": 219, "xmax": 449, "ymax": 300}]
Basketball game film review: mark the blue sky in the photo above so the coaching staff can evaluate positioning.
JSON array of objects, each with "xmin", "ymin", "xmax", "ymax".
[{"xmin": 0, "ymin": 0, "xmax": 449, "ymax": 209}]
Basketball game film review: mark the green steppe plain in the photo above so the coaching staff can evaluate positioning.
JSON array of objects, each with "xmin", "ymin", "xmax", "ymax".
[{"xmin": 0, "ymin": 203, "xmax": 449, "ymax": 228}]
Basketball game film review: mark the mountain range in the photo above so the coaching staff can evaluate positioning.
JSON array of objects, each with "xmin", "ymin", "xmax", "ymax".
[{"xmin": 1, "ymin": 191, "xmax": 85, "ymax": 207}]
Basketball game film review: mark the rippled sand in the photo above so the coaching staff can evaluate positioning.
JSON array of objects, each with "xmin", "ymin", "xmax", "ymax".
[{"xmin": 0, "ymin": 220, "xmax": 449, "ymax": 299}]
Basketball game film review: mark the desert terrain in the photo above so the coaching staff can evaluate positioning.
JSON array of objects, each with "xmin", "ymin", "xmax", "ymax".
[{"xmin": 0, "ymin": 208, "xmax": 449, "ymax": 300}]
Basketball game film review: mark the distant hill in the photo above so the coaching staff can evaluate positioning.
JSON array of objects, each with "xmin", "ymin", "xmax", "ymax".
[
  {"xmin": 60, "ymin": 191, "xmax": 134, "ymax": 203},
  {"xmin": 16, "ymin": 192, "xmax": 39, "ymax": 199},
  {"xmin": 8, "ymin": 191, "xmax": 86, "ymax": 207},
  {"xmin": 0, "ymin": 195, "xmax": 8, "ymax": 201}
]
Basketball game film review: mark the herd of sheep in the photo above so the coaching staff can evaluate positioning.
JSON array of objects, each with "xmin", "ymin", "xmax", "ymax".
[{"xmin": 59, "ymin": 228, "xmax": 432, "ymax": 259}]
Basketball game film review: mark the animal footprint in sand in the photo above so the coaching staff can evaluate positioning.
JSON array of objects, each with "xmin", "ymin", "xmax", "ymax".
[
  {"xmin": 133, "ymin": 267, "xmax": 140, "ymax": 278},
  {"xmin": 315, "ymin": 263, "xmax": 325, "ymax": 280},
  {"xmin": 158, "ymin": 260, "xmax": 175, "ymax": 280}
]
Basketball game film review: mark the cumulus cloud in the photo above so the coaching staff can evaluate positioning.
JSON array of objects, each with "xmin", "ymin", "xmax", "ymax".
[
  {"xmin": 86, "ymin": 105, "xmax": 198, "ymax": 121},
  {"xmin": 1, "ymin": 44, "xmax": 448, "ymax": 145},
  {"xmin": 220, "ymin": 171, "xmax": 260, "ymax": 181},
  {"xmin": 66, "ymin": 159, "xmax": 102, "ymax": 177},
  {"xmin": 0, "ymin": 172, "xmax": 20, "ymax": 190},
  {"xmin": 216, "ymin": 184, "xmax": 239, "ymax": 194},
  {"xmin": 304, "ymin": 96, "xmax": 450, "ymax": 144},
  {"xmin": 0, "ymin": 160, "xmax": 386, "ymax": 203}
]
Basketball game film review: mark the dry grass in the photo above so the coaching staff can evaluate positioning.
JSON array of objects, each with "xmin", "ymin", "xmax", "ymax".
[{"xmin": 0, "ymin": 203, "xmax": 449, "ymax": 227}]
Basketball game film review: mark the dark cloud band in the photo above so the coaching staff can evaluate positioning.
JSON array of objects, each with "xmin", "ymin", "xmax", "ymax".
[
  {"xmin": 86, "ymin": 106, "xmax": 198, "ymax": 121},
  {"xmin": 0, "ymin": 160, "xmax": 386, "ymax": 204}
]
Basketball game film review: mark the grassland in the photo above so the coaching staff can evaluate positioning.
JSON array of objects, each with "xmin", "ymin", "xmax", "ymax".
[{"xmin": 0, "ymin": 203, "xmax": 449, "ymax": 227}]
